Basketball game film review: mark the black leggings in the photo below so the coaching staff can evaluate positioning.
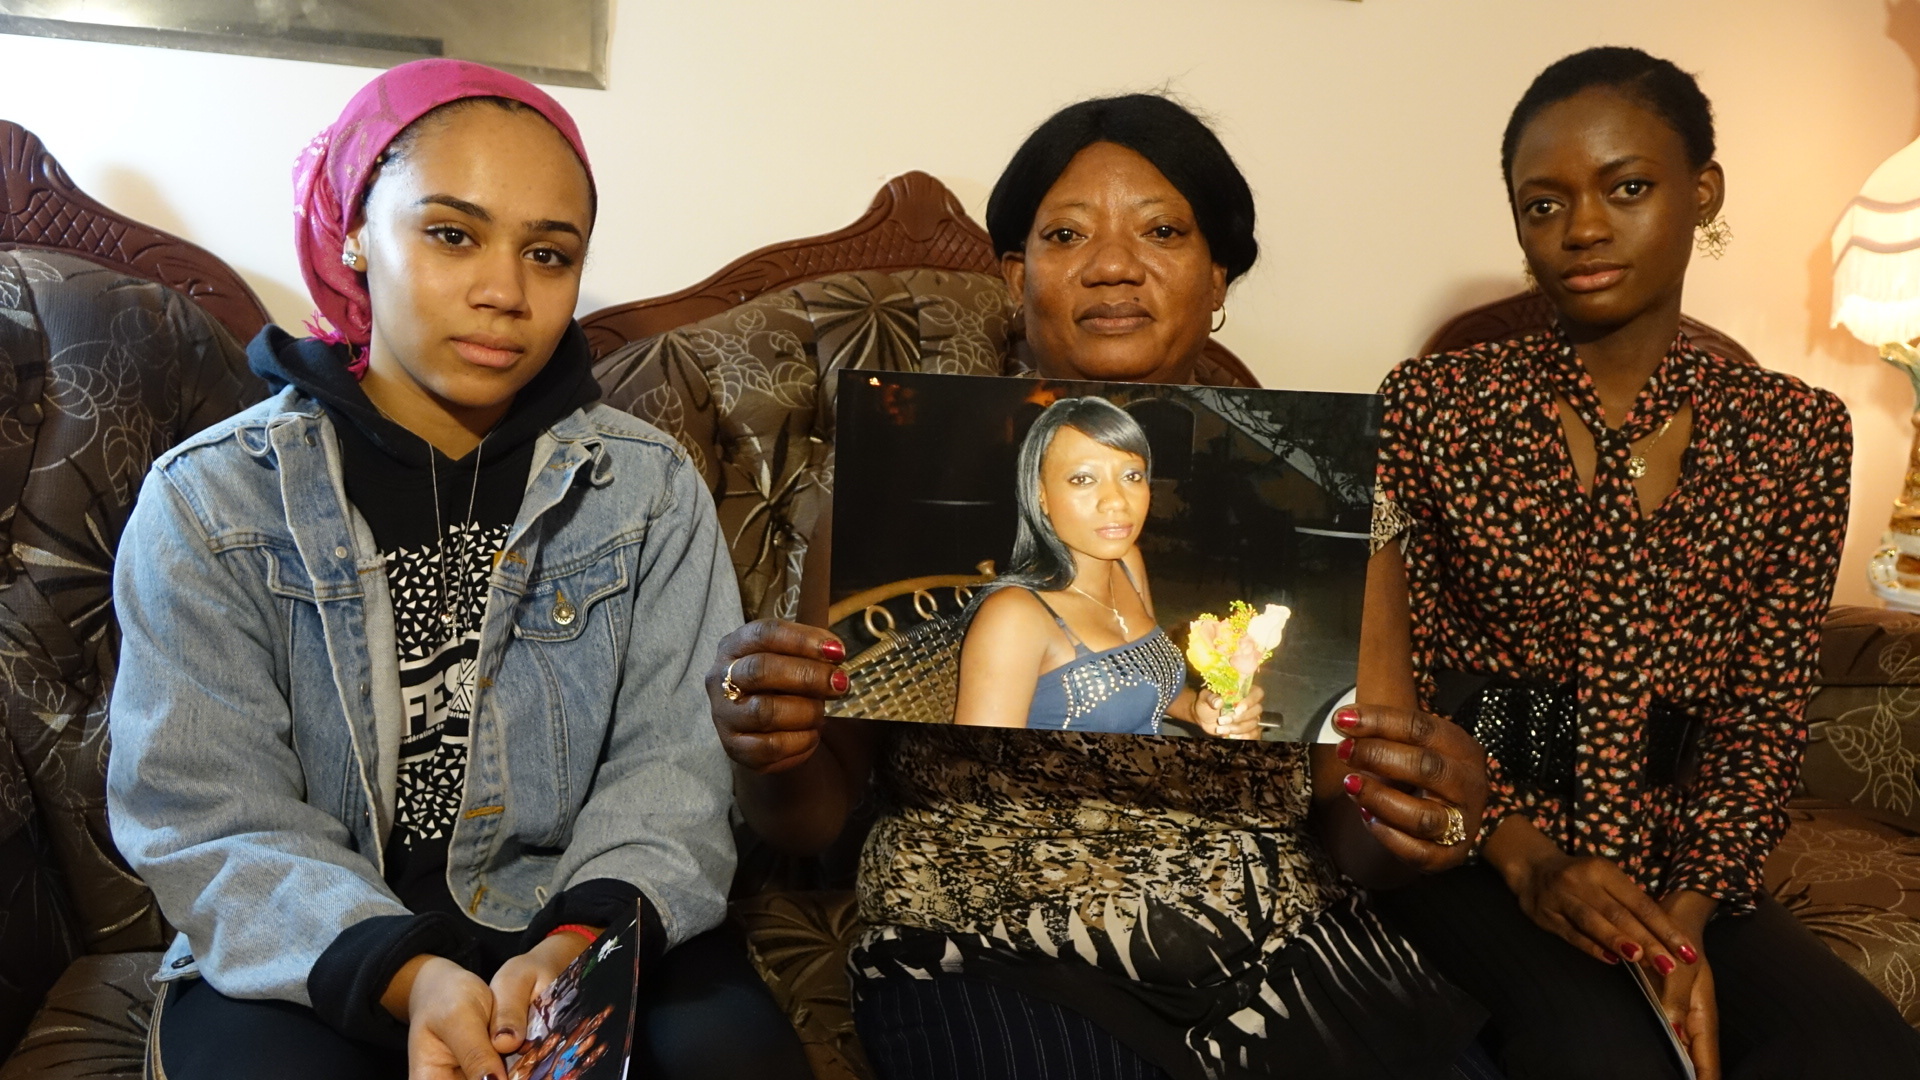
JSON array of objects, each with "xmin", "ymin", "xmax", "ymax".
[
  {"xmin": 153, "ymin": 924, "xmax": 811, "ymax": 1080},
  {"xmin": 1372, "ymin": 862, "xmax": 1920, "ymax": 1080}
]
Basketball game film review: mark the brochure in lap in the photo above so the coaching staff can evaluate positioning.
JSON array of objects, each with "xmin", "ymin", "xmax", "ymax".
[
  {"xmin": 506, "ymin": 904, "xmax": 643, "ymax": 1080},
  {"xmin": 827, "ymin": 371, "xmax": 1380, "ymax": 742}
]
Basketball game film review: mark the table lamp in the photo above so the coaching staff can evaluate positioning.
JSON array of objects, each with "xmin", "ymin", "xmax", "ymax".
[{"xmin": 1833, "ymin": 135, "xmax": 1920, "ymax": 611}]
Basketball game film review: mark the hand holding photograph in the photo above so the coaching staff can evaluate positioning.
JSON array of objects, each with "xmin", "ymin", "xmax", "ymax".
[
  {"xmin": 826, "ymin": 371, "xmax": 1380, "ymax": 742},
  {"xmin": 505, "ymin": 907, "xmax": 643, "ymax": 1080}
]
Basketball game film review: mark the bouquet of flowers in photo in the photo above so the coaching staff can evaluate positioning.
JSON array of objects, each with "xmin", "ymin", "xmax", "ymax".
[{"xmin": 1186, "ymin": 601, "xmax": 1292, "ymax": 711}]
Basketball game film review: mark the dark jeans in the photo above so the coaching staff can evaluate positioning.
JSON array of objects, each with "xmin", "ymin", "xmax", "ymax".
[
  {"xmin": 1373, "ymin": 862, "xmax": 1920, "ymax": 1080},
  {"xmin": 854, "ymin": 971, "xmax": 1507, "ymax": 1080},
  {"xmin": 154, "ymin": 923, "xmax": 810, "ymax": 1080}
]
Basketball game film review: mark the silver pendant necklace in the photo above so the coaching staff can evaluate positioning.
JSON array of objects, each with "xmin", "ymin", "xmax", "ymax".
[
  {"xmin": 426, "ymin": 431, "xmax": 489, "ymax": 629},
  {"xmin": 1066, "ymin": 564, "xmax": 1129, "ymax": 638}
]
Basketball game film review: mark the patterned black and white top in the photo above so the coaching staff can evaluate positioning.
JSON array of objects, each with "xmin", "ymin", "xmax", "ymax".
[{"xmin": 385, "ymin": 520, "xmax": 510, "ymax": 850}]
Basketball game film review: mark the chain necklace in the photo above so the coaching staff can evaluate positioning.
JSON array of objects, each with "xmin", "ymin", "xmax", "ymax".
[
  {"xmin": 1065, "ymin": 565, "xmax": 1129, "ymax": 638},
  {"xmin": 1625, "ymin": 414, "xmax": 1676, "ymax": 480},
  {"xmin": 426, "ymin": 431, "xmax": 489, "ymax": 629}
]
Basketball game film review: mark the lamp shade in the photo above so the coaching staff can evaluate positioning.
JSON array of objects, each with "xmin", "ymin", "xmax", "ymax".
[{"xmin": 1833, "ymin": 135, "xmax": 1920, "ymax": 346}]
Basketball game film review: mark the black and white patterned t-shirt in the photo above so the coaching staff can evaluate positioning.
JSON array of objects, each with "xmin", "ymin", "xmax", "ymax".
[{"xmin": 385, "ymin": 520, "xmax": 511, "ymax": 850}]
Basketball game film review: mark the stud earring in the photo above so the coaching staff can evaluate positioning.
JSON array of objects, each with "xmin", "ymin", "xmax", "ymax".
[
  {"xmin": 1522, "ymin": 259, "xmax": 1539, "ymax": 292},
  {"xmin": 340, "ymin": 250, "xmax": 363, "ymax": 270},
  {"xmin": 1211, "ymin": 306, "xmax": 1228, "ymax": 333},
  {"xmin": 1695, "ymin": 217, "xmax": 1732, "ymax": 259}
]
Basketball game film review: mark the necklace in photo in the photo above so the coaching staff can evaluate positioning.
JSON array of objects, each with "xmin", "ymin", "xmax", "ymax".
[{"xmin": 1067, "ymin": 569, "xmax": 1129, "ymax": 638}]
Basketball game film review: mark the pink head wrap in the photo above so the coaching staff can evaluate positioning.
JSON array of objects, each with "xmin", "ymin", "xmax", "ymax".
[{"xmin": 292, "ymin": 58, "xmax": 593, "ymax": 374}]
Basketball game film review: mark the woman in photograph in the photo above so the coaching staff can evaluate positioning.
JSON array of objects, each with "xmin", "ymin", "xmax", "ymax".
[
  {"xmin": 952, "ymin": 395, "xmax": 1261, "ymax": 737},
  {"xmin": 1358, "ymin": 47, "xmax": 1920, "ymax": 1079},
  {"xmin": 105, "ymin": 60, "xmax": 807, "ymax": 1080},
  {"xmin": 710, "ymin": 94, "xmax": 1497, "ymax": 1080}
]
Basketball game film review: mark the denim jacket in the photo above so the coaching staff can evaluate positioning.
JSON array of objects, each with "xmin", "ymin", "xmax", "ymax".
[{"xmin": 106, "ymin": 387, "xmax": 739, "ymax": 1005}]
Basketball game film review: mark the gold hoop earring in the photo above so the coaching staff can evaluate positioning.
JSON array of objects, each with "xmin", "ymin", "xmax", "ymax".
[
  {"xmin": 1695, "ymin": 217, "xmax": 1732, "ymax": 260},
  {"xmin": 1211, "ymin": 306, "xmax": 1227, "ymax": 333},
  {"xmin": 1522, "ymin": 260, "xmax": 1538, "ymax": 292}
]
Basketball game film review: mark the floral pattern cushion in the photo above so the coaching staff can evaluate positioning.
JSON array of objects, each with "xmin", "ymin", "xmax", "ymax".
[
  {"xmin": 591, "ymin": 269, "xmax": 1016, "ymax": 621},
  {"xmin": 1767, "ymin": 802, "xmax": 1920, "ymax": 1026}
]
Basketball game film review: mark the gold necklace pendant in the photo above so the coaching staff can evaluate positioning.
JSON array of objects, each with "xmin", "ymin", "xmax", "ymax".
[{"xmin": 1625, "ymin": 414, "xmax": 1676, "ymax": 482}]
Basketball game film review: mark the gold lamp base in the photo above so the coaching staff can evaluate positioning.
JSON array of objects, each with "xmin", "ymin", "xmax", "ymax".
[{"xmin": 1869, "ymin": 344, "xmax": 1920, "ymax": 611}]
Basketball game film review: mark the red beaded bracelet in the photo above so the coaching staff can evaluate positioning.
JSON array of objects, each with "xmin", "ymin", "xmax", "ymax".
[{"xmin": 546, "ymin": 923, "xmax": 599, "ymax": 944}]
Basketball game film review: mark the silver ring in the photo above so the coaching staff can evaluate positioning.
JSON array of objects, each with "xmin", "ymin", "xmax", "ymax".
[
  {"xmin": 1438, "ymin": 804, "xmax": 1467, "ymax": 847},
  {"xmin": 721, "ymin": 658, "xmax": 745, "ymax": 702}
]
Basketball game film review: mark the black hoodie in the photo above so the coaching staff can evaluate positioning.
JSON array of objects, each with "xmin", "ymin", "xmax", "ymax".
[{"xmin": 248, "ymin": 326, "xmax": 658, "ymax": 1047}]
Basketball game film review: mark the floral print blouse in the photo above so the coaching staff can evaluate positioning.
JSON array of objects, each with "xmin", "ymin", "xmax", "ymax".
[{"xmin": 1374, "ymin": 326, "xmax": 1851, "ymax": 913}]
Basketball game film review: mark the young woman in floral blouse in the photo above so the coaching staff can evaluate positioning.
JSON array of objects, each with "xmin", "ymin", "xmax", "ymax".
[{"xmin": 1357, "ymin": 46, "xmax": 1920, "ymax": 1079}]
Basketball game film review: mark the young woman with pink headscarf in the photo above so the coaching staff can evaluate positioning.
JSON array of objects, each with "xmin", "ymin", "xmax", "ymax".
[{"xmin": 104, "ymin": 59, "xmax": 808, "ymax": 1080}]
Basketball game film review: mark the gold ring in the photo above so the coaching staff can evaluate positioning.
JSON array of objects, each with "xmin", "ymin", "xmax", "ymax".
[
  {"xmin": 721, "ymin": 658, "xmax": 745, "ymax": 702},
  {"xmin": 1438, "ymin": 803, "xmax": 1467, "ymax": 847}
]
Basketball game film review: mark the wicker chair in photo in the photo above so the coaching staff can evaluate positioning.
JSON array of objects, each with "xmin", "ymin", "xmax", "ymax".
[{"xmin": 823, "ymin": 561, "xmax": 996, "ymax": 727}]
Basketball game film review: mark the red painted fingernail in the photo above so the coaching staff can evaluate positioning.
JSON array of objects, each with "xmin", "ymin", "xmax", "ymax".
[
  {"xmin": 1333, "ymin": 706, "xmax": 1360, "ymax": 730},
  {"xmin": 1603, "ymin": 951, "xmax": 1619, "ymax": 964},
  {"xmin": 820, "ymin": 639, "xmax": 846, "ymax": 663},
  {"xmin": 1677, "ymin": 943, "xmax": 1698, "ymax": 964},
  {"xmin": 1337, "ymin": 738, "xmax": 1354, "ymax": 760},
  {"xmin": 1618, "ymin": 941, "xmax": 1641, "ymax": 962},
  {"xmin": 1359, "ymin": 808, "xmax": 1376, "ymax": 824},
  {"xmin": 1673, "ymin": 1022, "xmax": 1685, "ymax": 1038},
  {"xmin": 1653, "ymin": 954, "xmax": 1675, "ymax": 976},
  {"xmin": 830, "ymin": 670, "xmax": 850, "ymax": 694},
  {"xmin": 1342, "ymin": 773, "xmax": 1363, "ymax": 795}
]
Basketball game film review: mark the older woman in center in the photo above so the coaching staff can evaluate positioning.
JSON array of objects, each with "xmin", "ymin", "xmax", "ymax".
[{"xmin": 710, "ymin": 95, "xmax": 1493, "ymax": 1080}]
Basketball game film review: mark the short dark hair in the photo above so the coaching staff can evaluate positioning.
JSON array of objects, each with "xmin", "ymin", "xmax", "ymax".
[
  {"xmin": 1501, "ymin": 46, "xmax": 1716, "ymax": 190},
  {"xmin": 986, "ymin": 94, "xmax": 1258, "ymax": 284}
]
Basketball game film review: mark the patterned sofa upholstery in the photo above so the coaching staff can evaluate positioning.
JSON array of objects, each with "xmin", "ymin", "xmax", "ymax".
[
  {"xmin": 0, "ymin": 249, "xmax": 263, "ymax": 1077},
  {"xmin": 1767, "ymin": 605, "xmax": 1920, "ymax": 1026}
]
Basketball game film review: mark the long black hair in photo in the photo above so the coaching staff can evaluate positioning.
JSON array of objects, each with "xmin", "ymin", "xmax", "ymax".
[{"xmin": 990, "ymin": 396, "xmax": 1153, "ymax": 597}]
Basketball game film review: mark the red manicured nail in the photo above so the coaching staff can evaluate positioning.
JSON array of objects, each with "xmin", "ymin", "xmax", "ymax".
[
  {"xmin": 1653, "ymin": 954, "xmax": 1675, "ymax": 977},
  {"xmin": 820, "ymin": 638, "xmax": 846, "ymax": 663},
  {"xmin": 1618, "ymin": 942, "xmax": 1641, "ymax": 962},
  {"xmin": 830, "ymin": 670, "xmax": 850, "ymax": 694},
  {"xmin": 1602, "ymin": 951, "xmax": 1619, "ymax": 964},
  {"xmin": 1337, "ymin": 738, "xmax": 1354, "ymax": 760},
  {"xmin": 1342, "ymin": 773, "xmax": 1363, "ymax": 795},
  {"xmin": 1673, "ymin": 1022, "xmax": 1685, "ymax": 1038},
  {"xmin": 1359, "ymin": 808, "xmax": 1376, "ymax": 824},
  {"xmin": 1333, "ymin": 706, "xmax": 1360, "ymax": 730},
  {"xmin": 1677, "ymin": 944, "xmax": 1698, "ymax": 964}
]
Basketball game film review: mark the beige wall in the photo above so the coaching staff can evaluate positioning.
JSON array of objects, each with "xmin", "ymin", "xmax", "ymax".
[{"xmin": 0, "ymin": 0, "xmax": 1912, "ymax": 604}]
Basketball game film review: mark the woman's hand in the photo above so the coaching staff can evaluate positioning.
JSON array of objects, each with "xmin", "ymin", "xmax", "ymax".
[
  {"xmin": 1654, "ymin": 890, "xmax": 1721, "ymax": 1080},
  {"xmin": 1191, "ymin": 685, "xmax": 1264, "ymax": 739},
  {"xmin": 1484, "ymin": 816, "xmax": 1703, "ymax": 974},
  {"xmin": 707, "ymin": 619, "xmax": 848, "ymax": 774},
  {"xmin": 486, "ymin": 929, "xmax": 597, "ymax": 1057},
  {"xmin": 1653, "ymin": 948, "xmax": 1720, "ymax": 1080},
  {"xmin": 385, "ymin": 954, "xmax": 506, "ymax": 1080},
  {"xmin": 1333, "ymin": 703, "xmax": 1487, "ymax": 872}
]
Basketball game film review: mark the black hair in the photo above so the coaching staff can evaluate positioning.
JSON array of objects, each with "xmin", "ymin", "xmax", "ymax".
[
  {"xmin": 986, "ymin": 94, "xmax": 1257, "ymax": 283},
  {"xmin": 994, "ymin": 397, "xmax": 1152, "ymax": 596},
  {"xmin": 1501, "ymin": 46, "xmax": 1715, "ymax": 190},
  {"xmin": 365, "ymin": 96, "xmax": 597, "ymax": 221}
]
